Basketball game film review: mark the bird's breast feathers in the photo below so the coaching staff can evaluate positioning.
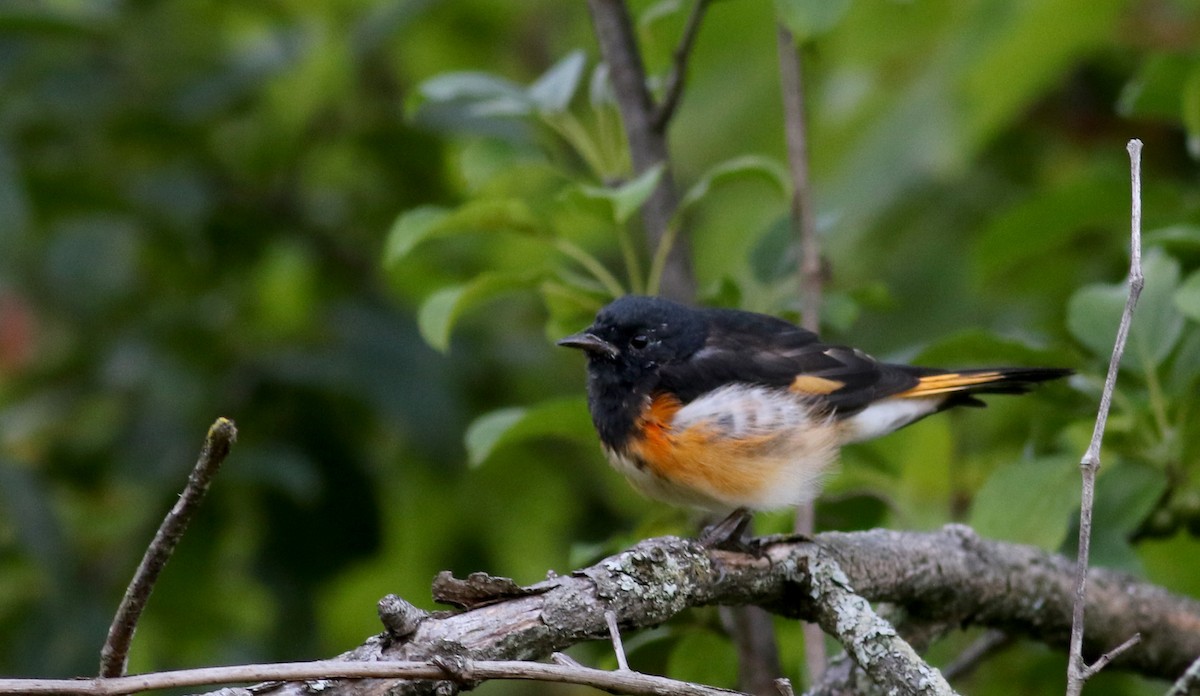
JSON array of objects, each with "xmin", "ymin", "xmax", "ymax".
[{"xmin": 606, "ymin": 384, "xmax": 841, "ymax": 511}]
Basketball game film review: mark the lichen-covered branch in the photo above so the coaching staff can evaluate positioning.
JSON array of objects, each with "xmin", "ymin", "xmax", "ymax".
[{"xmin": 192, "ymin": 525, "xmax": 1200, "ymax": 696}]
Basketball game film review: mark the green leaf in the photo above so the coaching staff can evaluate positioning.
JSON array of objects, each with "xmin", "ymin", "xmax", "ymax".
[
  {"xmin": 974, "ymin": 174, "xmax": 1126, "ymax": 282},
  {"xmin": 1184, "ymin": 65, "xmax": 1200, "ymax": 158},
  {"xmin": 913, "ymin": 329, "xmax": 1062, "ymax": 368},
  {"xmin": 588, "ymin": 62, "xmax": 615, "ymax": 109},
  {"xmin": 539, "ymin": 279, "xmax": 605, "ymax": 344},
  {"xmin": 1064, "ymin": 462, "xmax": 1167, "ymax": 572},
  {"xmin": 409, "ymin": 71, "xmax": 531, "ymax": 118},
  {"xmin": 665, "ymin": 631, "xmax": 737, "ymax": 690},
  {"xmin": 528, "ymin": 50, "xmax": 586, "ymax": 114},
  {"xmin": 418, "ymin": 273, "xmax": 538, "ymax": 351},
  {"xmin": 679, "ymin": 155, "xmax": 790, "ymax": 211},
  {"xmin": 577, "ymin": 164, "xmax": 664, "ymax": 225},
  {"xmin": 774, "ymin": 0, "xmax": 851, "ymax": 41},
  {"xmin": 383, "ymin": 206, "xmax": 448, "ymax": 266},
  {"xmin": 1175, "ymin": 269, "xmax": 1200, "ymax": 322},
  {"xmin": 970, "ymin": 456, "xmax": 1081, "ymax": 549},
  {"xmin": 638, "ymin": 0, "xmax": 685, "ymax": 31},
  {"xmin": 1145, "ymin": 225, "xmax": 1200, "ymax": 252},
  {"xmin": 1095, "ymin": 463, "xmax": 1167, "ymax": 538},
  {"xmin": 464, "ymin": 396, "xmax": 593, "ymax": 467},
  {"xmin": 1066, "ymin": 248, "xmax": 1184, "ymax": 371},
  {"xmin": 384, "ymin": 199, "xmax": 548, "ymax": 266},
  {"xmin": 1118, "ymin": 54, "xmax": 1195, "ymax": 121}
]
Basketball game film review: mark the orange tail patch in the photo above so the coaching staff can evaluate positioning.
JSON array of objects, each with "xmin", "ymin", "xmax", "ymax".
[{"xmin": 893, "ymin": 371, "xmax": 1004, "ymax": 398}]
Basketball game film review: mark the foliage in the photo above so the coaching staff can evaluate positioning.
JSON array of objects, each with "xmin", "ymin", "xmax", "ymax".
[{"xmin": 1, "ymin": 2, "xmax": 1199, "ymax": 695}]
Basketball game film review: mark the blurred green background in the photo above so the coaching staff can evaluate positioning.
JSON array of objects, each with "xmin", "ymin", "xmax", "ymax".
[{"xmin": 1, "ymin": 1, "xmax": 1199, "ymax": 694}]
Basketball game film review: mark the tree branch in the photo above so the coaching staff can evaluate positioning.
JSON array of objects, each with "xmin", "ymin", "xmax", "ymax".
[
  {"xmin": 163, "ymin": 526, "xmax": 1200, "ymax": 696},
  {"xmin": 651, "ymin": 0, "xmax": 710, "ymax": 131},
  {"xmin": 586, "ymin": 0, "xmax": 696, "ymax": 302},
  {"xmin": 0, "ymin": 658, "xmax": 746, "ymax": 696},
  {"xmin": 1065, "ymin": 138, "xmax": 1145, "ymax": 696},
  {"xmin": 776, "ymin": 26, "xmax": 821, "ymax": 334},
  {"xmin": 98, "ymin": 417, "xmax": 238, "ymax": 678},
  {"xmin": 778, "ymin": 22, "xmax": 827, "ymax": 685}
]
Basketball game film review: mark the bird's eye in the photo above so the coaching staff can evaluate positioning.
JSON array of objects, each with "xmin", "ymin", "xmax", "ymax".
[{"xmin": 630, "ymin": 334, "xmax": 650, "ymax": 350}]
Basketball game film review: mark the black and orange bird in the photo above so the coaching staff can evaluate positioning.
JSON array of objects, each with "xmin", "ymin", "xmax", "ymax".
[{"xmin": 558, "ymin": 295, "xmax": 1070, "ymax": 529}]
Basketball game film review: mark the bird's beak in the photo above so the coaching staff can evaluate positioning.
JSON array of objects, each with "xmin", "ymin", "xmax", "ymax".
[{"xmin": 557, "ymin": 331, "xmax": 619, "ymax": 359}]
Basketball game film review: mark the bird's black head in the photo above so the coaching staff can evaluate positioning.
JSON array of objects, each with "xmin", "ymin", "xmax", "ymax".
[{"xmin": 558, "ymin": 295, "xmax": 708, "ymax": 388}]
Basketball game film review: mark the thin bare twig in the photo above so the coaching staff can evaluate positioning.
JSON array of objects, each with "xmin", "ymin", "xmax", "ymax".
[
  {"xmin": 720, "ymin": 605, "xmax": 784, "ymax": 695},
  {"xmin": 652, "ymin": 0, "xmax": 711, "ymax": 131},
  {"xmin": 1065, "ymin": 139, "xmax": 1145, "ymax": 696},
  {"xmin": 776, "ymin": 26, "xmax": 822, "ymax": 334},
  {"xmin": 98, "ymin": 417, "xmax": 238, "ymax": 678},
  {"xmin": 941, "ymin": 630, "xmax": 1013, "ymax": 682},
  {"xmin": 1167, "ymin": 653, "xmax": 1200, "ymax": 696},
  {"xmin": 0, "ymin": 658, "xmax": 747, "ymax": 696},
  {"xmin": 605, "ymin": 610, "xmax": 630, "ymax": 671},
  {"xmin": 778, "ymin": 22, "xmax": 827, "ymax": 684}
]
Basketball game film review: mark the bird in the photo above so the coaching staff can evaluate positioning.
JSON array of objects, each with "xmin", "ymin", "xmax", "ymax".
[{"xmin": 557, "ymin": 295, "xmax": 1070, "ymax": 536}]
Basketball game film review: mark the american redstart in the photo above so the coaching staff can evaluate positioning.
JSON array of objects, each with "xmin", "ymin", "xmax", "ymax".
[{"xmin": 559, "ymin": 295, "xmax": 1069, "ymax": 520}]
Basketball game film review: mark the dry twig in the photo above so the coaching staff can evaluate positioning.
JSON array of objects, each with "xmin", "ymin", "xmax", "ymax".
[
  {"xmin": 778, "ymin": 21, "xmax": 828, "ymax": 684},
  {"xmin": 652, "ymin": 0, "xmax": 710, "ymax": 131},
  {"xmin": 1167, "ymin": 653, "xmax": 1200, "ymax": 696},
  {"xmin": 98, "ymin": 417, "xmax": 238, "ymax": 678},
  {"xmin": 0, "ymin": 658, "xmax": 746, "ymax": 696},
  {"xmin": 605, "ymin": 610, "xmax": 631, "ymax": 671},
  {"xmin": 1064, "ymin": 139, "xmax": 1145, "ymax": 695}
]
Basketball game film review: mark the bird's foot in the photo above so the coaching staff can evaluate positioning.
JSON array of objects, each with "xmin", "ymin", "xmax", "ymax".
[{"xmin": 698, "ymin": 507, "xmax": 754, "ymax": 551}]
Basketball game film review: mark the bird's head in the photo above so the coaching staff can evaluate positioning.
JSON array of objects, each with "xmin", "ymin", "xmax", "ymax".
[{"xmin": 557, "ymin": 295, "xmax": 708, "ymax": 386}]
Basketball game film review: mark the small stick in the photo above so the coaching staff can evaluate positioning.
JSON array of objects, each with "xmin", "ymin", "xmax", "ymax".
[
  {"xmin": 98, "ymin": 418, "xmax": 238, "ymax": 678},
  {"xmin": 1064, "ymin": 139, "xmax": 1144, "ymax": 696},
  {"xmin": 651, "ymin": 0, "xmax": 711, "ymax": 131},
  {"xmin": 1167, "ymin": 652, "xmax": 1200, "ymax": 696},
  {"xmin": 778, "ymin": 21, "xmax": 827, "ymax": 683},
  {"xmin": 941, "ymin": 630, "xmax": 1013, "ymax": 682},
  {"xmin": 0, "ymin": 658, "xmax": 749, "ymax": 696},
  {"xmin": 605, "ymin": 610, "xmax": 630, "ymax": 671}
]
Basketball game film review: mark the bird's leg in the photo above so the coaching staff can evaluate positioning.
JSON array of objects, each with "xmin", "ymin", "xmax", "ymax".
[{"xmin": 699, "ymin": 507, "xmax": 754, "ymax": 549}]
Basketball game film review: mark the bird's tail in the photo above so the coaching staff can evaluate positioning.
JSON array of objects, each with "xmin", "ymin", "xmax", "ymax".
[{"xmin": 894, "ymin": 367, "xmax": 1073, "ymax": 402}]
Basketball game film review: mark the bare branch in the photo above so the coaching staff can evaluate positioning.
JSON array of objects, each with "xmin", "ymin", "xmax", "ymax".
[
  {"xmin": 605, "ymin": 610, "xmax": 630, "ymax": 671},
  {"xmin": 98, "ymin": 417, "xmax": 238, "ymax": 678},
  {"xmin": 0, "ymin": 658, "xmax": 747, "ymax": 696},
  {"xmin": 1167, "ymin": 653, "xmax": 1200, "ymax": 696},
  {"xmin": 652, "ymin": 0, "xmax": 711, "ymax": 131},
  {"xmin": 1065, "ymin": 138, "xmax": 1144, "ymax": 696},
  {"xmin": 776, "ymin": 26, "xmax": 822, "ymax": 334},
  {"xmin": 720, "ymin": 605, "xmax": 784, "ymax": 695},
  {"xmin": 778, "ymin": 22, "xmax": 827, "ymax": 685},
  {"xmin": 940, "ymin": 630, "xmax": 1013, "ymax": 682}
]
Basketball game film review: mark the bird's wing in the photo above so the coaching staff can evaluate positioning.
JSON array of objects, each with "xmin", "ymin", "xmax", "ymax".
[{"xmin": 656, "ymin": 310, "xmax": 921, "ymax": 416}]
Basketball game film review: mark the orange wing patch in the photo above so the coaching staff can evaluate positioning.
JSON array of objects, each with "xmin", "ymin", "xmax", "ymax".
[
  {"xmin": 789, "ymin": 375, "xmax": 845, "ymax": 395},
  {"xmin": 893, "ymin": 371, "xmax": 1003, "ymax": 398}
]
